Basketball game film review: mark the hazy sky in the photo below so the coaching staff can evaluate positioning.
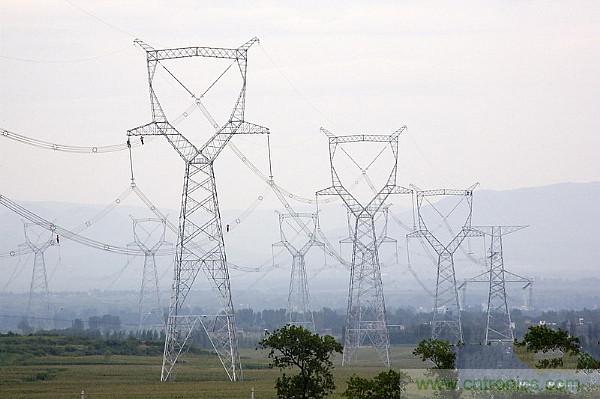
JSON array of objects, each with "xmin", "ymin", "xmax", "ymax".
[{"xmin": 1, "ymin": 0, "xmax": 599, "ymax": 211}]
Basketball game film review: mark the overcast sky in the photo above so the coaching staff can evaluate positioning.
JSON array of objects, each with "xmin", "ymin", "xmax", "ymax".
[{"xmin": 0, "ymin": 1, "xmax": 598, "ymax": 211}]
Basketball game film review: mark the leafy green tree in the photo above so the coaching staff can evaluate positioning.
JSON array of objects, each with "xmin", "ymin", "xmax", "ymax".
[
  {"xmin": 343, "ymin": 369, "xmax": 411, "ymax": 399},
  {"xmin": 517, "ymin": 325, "xmax": 580, "ymax": 369},
  {"xmin": 259, "ymin": 325, "xmax": 342, "ymax": 399},
  {"xmin": 413, "ymin": 339, "xmax": 456, "ymax": 369},
  {"xmin": 518, "ymin": 325, "xmax": 580, "ymax": 355}
]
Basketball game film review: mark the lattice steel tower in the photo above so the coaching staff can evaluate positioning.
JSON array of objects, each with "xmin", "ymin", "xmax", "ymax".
[
  {"xmin": 273, "ymin": 212, "xmax": 323, "ymax": 331},
  {"xmin": 128, "ymin": 218, "xmax": 170, "ymax": 332},
  {"xmin": 128, "ymin": 38, "xmax": 269, "ymax": 382},
  {"xmin": 317, "ymin": 127, "xmax": 411, "ymax": 366},
  {"xmin": 23, "ymin": 223, "xmax": 55, "ymax": 330},
  {"xmin": 468, "ymin": 225, "xmax": 527, "ymax": 344},
  {"xmin": 408, "ymin": 186, "xmax": 479, "ymax": 344}
]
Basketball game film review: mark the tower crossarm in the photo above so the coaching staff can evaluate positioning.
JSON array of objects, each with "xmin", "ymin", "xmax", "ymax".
[
  {"xmin": 134, "ymin": 37, "xmax": 259, "ymax": 62},
  {"xmin": 471, "ymin": 225, "xmax": 528, "ymax": 237},
  {"xmin": 316, "ymin": 184, "xmax": 363, "ymax": 215},
  {"xmin": 128, "ymin": 121, "xmax": 203, "ymax": 163},
  {"xmin": 324, "ymin": 126, "xmax": 406, "ymax": 144},
  {"xmin": 273, "ymin": 240, "xmax": 299, "ymax": 256},
  {"xmin": 464, "ymin": 269, "xmax": 490, "ymax": 283},
  {"xmin": 411, "ymin": 182, "xmax": 478, "ymax": 197},
  {"xmin": 446, "ymin": 227, "xmax": 484, "ymax": 254},
  {"xmin": 366, "ymin": 185, "xmax": 411, "ymax": 214},
  {"xmin": 503, "ymin": 270, "xmax": 533, "ymax": 284},
  {"xmin": 407, "ymin": 229, "xmax": 446, "ymax": 255},
  {"xmin": 414, "ymin": 188, "xmax": 476, "ymax": 197},
  {"xmin": 200, "ymin": 121, "xmax": 269, "ymax": 162},
  {"xmin": 327, "ymin": 134, "xmax": 399, "ymax": 144},
  {"xmin": 232, "ymin": 121, "xmax": 270, "ymax": 135},
  {"xmin": 298, "ymin": 235, "xmax": 325, "ymax": 256}
]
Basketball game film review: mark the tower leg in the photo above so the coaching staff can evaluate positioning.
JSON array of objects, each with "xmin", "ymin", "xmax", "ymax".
[
  {"xmin": 138, "ymin": 253, "xmax": 162, "ymax": 332},
  {"xmin": 485, "ymin": 228, "xmax": 514, "ymax": 344},
  {"xmin": 287, "ymin": 254, "xmax": 315, "ymax": 330},
  {"xmin": 342, "ymin": 215, "xmax": 390, "ymax": 367},
  {"xmin": 26, "ymin": 250, "xmax": 51, "ymax": 330},
  {"xmin": 432, "ymin": 252, "xmax": 462, "ymax": 343},
  {"xmin": 162, "ymin": 162, "xmax": 240, "ymax": 381}
]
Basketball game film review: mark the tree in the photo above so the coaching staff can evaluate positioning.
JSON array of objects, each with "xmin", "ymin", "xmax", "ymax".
[
  {"xmin": 413, "ymin": 339, "xmax": 456, "ymax": 369},
  {"xmin": 259, "ymin": 325, "xmax": 343, "ymax": 399},
  {"xmin": 518, "ymin": 325, "xmax": 580, "ymax": 355},
  {"xmin": 343, "ymin": 369, "xmax": 411, "ymax": 399},
  {"xmin": 517, "ymin": 325, "xmax": 580, "ymax": 369}
]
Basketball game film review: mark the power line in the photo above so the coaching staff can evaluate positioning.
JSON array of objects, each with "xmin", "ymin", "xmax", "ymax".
[
  {"xmin": 63, "ymin": 0, "xmax": 137, "ymax": 39},
  {"xmin": 0, "ymin": 127, "xmax": 148, "ymax": 154}
]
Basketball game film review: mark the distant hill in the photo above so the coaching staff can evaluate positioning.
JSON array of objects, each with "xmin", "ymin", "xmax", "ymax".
[{"xmin": 0, "ymin": 181, "xmax": 598, "ymax": 311}]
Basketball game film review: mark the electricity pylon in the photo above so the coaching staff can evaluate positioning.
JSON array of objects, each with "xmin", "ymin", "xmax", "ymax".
[
  {"xmin": 128, "ymin": 38, "xmax": 269, "ymax": 382},
  {"xmin": 407, "ymin": 185, "xmax": 480, "ymax": 344},
  {"xmin": 463, "ymin": 225, "xmax": 528, "ymax": 344},
  {"xmin": 273, "ymin": 212, "xmax": 323, "ymax": 331},
  {"xmin": 317, "ymin": 127, "xmax": 411, "ymax": 367},
  {"xmin": 23, "ymin": 223, "xmax": 55, "ymax": 330},
  {"xmin": 128, "ymin": 218, "xmax": 170, "ymax": 332}
]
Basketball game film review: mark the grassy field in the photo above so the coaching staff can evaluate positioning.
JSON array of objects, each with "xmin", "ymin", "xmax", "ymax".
[{"xmin": 0, "ymin": 345, "xmax": 431, "ymax": 399}]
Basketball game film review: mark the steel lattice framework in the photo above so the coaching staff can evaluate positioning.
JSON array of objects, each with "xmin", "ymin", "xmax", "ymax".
[
  {"xmin": 128, "ymin": 38, "xmax": 269, "ymax": 382},
  {"xmin": 464, "ymin": 226, "xmax": 528, "ymax": 344},
  {"xmin": 23, "ymin": 223, "xmax": 55, "ymax": 330},
  {"xmin": 407, "ymin": 185, "xmax": 480, "ymax": 344},
  {"xmin": 340, "ymin": 206, "xmax": 398, "ymax": 264},
  {"xmin": 128, "ymin": 218, "xmax": 170, "ymax": 332},
  {"xmin": 317, "ymin": 127, "xmax": 411, "ymax": 367},
  {"xmin": 273, "ymin": 212, "xmax": 323, "ymax": 331}
]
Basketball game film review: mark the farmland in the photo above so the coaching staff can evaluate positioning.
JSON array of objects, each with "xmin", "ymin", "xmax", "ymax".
[{"xmin": 0, "ymin": 336, "xmax": 428, "ymax": 399}]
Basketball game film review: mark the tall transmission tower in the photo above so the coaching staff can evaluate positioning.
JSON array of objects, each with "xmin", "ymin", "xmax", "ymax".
[
  {"xmin": 407, "ymin": 185, "xmax": 480, "ymax": 344},
  {"xmin": 128, "ymin": 38, "xmax": 269, "ymax": 382},
  {"xmin": 317, "ymin": 127, "xmax": 411, "ymax": 367},
  {"xmin": 23, "ymin": 223, "xmax": 56, "ymax": 330},
  {"xmin": 462, "ymin": 225, "xmax": 529, "ymax": 344},
  {"xmin": 128, "ymin": 218, "xmax": 170, "ymax": 332},
  {"xmin": 273, "ymin": 212, "xmax": 323, "ymax": 331}
]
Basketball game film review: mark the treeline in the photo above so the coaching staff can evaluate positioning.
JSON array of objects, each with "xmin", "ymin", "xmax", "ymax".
[
  {"xmin": 11, "ymin": 307, "xmax": 600, "ymax": 351},
  {"xmin": 238, "ymin": 307, "xmax": 600, "ymax": 348},
  {"xmin": 0, "ymin": 333, "xmax": 171, "ymax": 365}
]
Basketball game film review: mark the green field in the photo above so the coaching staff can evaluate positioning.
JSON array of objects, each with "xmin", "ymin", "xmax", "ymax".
[{"xmin": 0, "ymin": 345, "xmax": 431, "ymax": 399}]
